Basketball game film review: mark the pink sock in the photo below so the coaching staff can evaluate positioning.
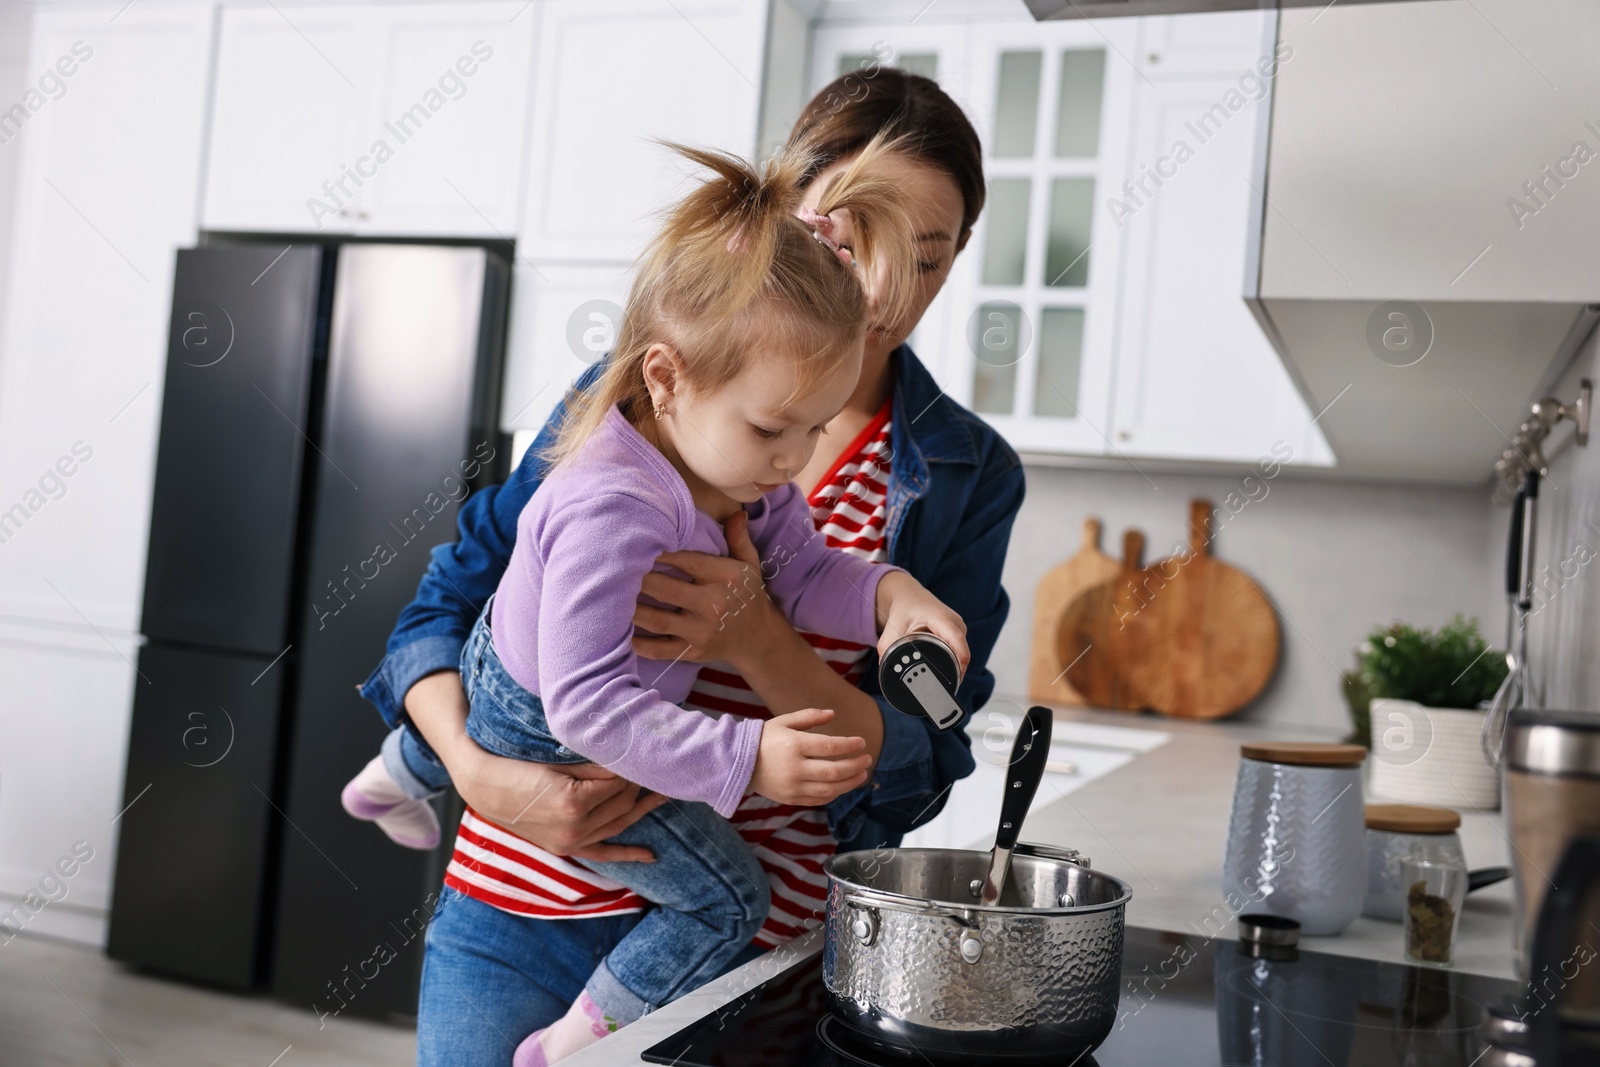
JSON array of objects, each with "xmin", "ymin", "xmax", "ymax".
[
  {"xmin": 339, "ymin": 756, "xmax": 440, "ymax": 850},
  {"xmin": 512, "ymin": 991, "xmax": 620, "ymax": 1067}
]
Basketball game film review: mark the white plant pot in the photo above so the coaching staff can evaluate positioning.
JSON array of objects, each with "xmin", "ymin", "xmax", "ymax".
[{"xmin": 1367, "ymin": 698, "xmax": 1500, "ymax": 810}]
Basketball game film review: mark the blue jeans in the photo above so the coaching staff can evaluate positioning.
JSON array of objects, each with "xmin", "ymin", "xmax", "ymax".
[
  {"xmin": 445, "ymin": 611, "xmax": 770, "ymax": 1027},
  {"xmin": 383, "ymin": 719, "xmax": 453, "ymax": 799},
  {"xmin": 417, "ymin": 887, "xmax": 767, "ymax": 1067}
]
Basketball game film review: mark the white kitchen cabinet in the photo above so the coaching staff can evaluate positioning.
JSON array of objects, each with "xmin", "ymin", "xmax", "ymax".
[
  {"xmin": 203, "ymin": 3, "xmax": 534, "ymax": 236},
  {"xmin": 203, "ymin": 7, "xmax": 376, "ymax": 233},
  {"xmin": 499, "ymin": 0, "xmax": 768, "ymax": 434},
  {"xmin": 362, "ymin": 5, "xmax": 536, "ymax": 237},
  {"xmin": 807, "ymin": 10, "xmax": 1327, "ymax": 466},
  {"xmin": 518, "ymin": 0, "xmax": 768, "ymax": 263},
  {"xmin": 0, "ymin": 624, "xmax": 137, "ymax": 948},
  {"xmin": 0, "ymin": 2, "xmax": 214, "ymax": 947},
  {"xmin": 500, "ymin": 262, "xmax": 632, "ymax": 434},
  {"xmin": 1108, "ymin": 15, "xmax": 1332, "ymax": 465},
  {"xmin": 811, "ymin": 18, "xmax": 1138, "ymax": 456},
  {"xmin": 0, "ymin": 2, "xmax": 213, "ymax": 633}
]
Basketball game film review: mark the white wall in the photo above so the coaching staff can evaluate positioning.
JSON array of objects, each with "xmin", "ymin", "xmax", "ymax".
[
  {"xmin": 0, "ymin": 0, "xmax": 34, "ymax": 338},
  {"xmin": 994, "ymin": 461, "xmax": 1505, "ymax": 733},
  {"xmin": 1527, "ymin": 327, "xmax": 1600, "ymax": 712}
]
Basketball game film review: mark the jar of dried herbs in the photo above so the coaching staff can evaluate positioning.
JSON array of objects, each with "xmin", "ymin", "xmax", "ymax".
[{"xmin": 1402, "ymin": 851, "xmax": 1467, "ymax": 966}]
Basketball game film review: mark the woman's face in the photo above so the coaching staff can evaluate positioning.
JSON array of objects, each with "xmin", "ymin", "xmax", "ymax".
[{"xmin": 797, "ymin": 152, "xmax": 967, "ymax": 366}]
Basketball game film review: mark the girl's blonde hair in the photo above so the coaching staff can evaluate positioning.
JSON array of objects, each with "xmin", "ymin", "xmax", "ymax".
[{"xmin": 542, "ymin": 133, "xmax": 919, "ymax": 468}]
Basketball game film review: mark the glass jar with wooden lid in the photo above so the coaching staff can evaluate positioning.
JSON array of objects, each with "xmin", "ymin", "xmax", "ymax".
[{"xmin": 1362, "ymin": 804, "xmax": 1464, "ymax": 921}]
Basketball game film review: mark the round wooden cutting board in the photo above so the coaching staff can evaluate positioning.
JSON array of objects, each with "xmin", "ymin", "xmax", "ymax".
[
  {"xmin": 1119, "ymin": 499, "xmax": 1279, "ymax": 719},
  {"xmin": 1058, "ymin": 529, "xmax": 1147, "ymax": 712},
  {"xmin": 1027, "ymin": 517, "xmax": 1121, "ymax": 706}
]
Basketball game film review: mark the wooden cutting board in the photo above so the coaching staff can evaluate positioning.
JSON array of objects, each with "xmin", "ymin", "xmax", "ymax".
[
  {"xmin": 1058, "ymin": 529, "xmax": 1147, "ymax": 712},
  {"xmin": 1119, "ymin": 499, "xmax": 1280, "ymax": 719},
  {"xmin": 1027, "ymin": 518, "xmax": 1121, "ymax": 706}
]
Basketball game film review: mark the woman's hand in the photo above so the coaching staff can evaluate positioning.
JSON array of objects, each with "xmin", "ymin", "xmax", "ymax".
[
  {"xmin": 874, "ymin": 570, "xmax": 970, "ymax": 673},
  {"xmin": 632, "ymin": 510, "xmax": 787, "ymax": 669},
  {"xmin": 748, "ymin": 707, "xmax": 873, "ymax": 806},
  {"xmin": 403, "ymin": 670, "xmax": 670, "ymax": 863}
]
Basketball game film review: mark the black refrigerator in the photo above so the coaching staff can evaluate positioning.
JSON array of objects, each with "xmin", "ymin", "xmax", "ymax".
[{"xmin": 107, "ymin": 242, "xmax": 507, "ymax": 1018}]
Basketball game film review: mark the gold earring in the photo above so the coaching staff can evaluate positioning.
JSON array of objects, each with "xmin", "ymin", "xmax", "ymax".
[{"xmin": 654, "ymin": 405, "xmax": 667, "ymax": 420}]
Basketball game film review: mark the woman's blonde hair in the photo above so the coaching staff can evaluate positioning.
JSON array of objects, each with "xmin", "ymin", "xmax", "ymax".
[{"xmin": 542, "ymin": 133, "xmax": 919, "ymax": 468}]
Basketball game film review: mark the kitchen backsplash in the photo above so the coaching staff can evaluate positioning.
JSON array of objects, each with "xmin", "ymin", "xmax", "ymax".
[{"xmin": 994, "ymin": 459, "xmax": 1505, "ymax": 732}]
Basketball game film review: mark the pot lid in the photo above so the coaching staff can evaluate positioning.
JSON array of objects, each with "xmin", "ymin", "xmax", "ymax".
[
  {"xmin": 1240, "ymin": 741, "xmax": 1367, "ymax": 767},
  {"xmin": 1506, "ymin": 709, "xmax": 1600, "ymax": 777},
  {"xmin": 1364, "ymin": 804, "xmax": 1460, "ymax": 834}
]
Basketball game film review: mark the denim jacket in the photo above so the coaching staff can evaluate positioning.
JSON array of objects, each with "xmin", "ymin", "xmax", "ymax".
[{"xmin": 359, "ymin": 345, "xmax": 1025, "ymax": 853}]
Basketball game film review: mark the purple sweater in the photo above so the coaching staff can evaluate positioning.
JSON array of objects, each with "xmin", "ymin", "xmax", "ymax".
[{"xmin": 490, "ymin": 404, "xmax": 899, "ymax": 818}]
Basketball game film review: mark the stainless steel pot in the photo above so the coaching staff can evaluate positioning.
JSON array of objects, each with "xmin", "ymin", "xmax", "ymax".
[{"xmin": 822, "ymin": 840, "xmax": 1132, "ymax": 1060}]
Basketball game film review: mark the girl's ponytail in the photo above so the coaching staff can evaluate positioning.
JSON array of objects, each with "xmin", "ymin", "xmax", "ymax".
[{"xmin": 543, "ymin": 133, "xmax": 921, "ymax": 468}]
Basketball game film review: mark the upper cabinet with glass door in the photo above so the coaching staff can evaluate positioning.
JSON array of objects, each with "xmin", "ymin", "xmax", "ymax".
[
  {"xmin": 812, "ymin": 18, "xmax": 1137, "ymax": 456},
  {"xmin": 807, "ymin": 9, "xmax": 1329, "ymax": 466}
]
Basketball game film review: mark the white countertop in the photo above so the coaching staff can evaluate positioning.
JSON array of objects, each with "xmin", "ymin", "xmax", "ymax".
[{"xmin": 565, "ymin": 701, "xmax": 1520, "ymax": 1065}]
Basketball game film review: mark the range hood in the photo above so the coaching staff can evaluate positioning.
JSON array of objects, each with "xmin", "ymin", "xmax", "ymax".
[
  {"xmin": 1242, "ymin": 0, "xmax": 1600, "ymax": 484},
  {"xmin": 1025, "ymin": 0, "xmax": 1410, "ymax": 20}
]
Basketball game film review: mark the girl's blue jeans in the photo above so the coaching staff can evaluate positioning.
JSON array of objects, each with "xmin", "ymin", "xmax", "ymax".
[{"xmin": 414, "ymin": 610, "xmax": 770, "ymax": 1046}]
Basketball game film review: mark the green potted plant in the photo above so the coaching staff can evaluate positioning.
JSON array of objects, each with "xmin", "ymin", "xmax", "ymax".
[{"xmin": 1354, "ymin": 615, "xmax": 1508, "ymax": 808}]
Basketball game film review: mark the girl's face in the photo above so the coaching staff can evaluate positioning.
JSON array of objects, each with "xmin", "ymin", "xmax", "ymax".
[
  {"xmin": 642, "ymin": 338, "xmax": 862, "ymax": 507},
  {"xmin": 797, "ymin": 151, "xmax": 967, "ymax": 366}
]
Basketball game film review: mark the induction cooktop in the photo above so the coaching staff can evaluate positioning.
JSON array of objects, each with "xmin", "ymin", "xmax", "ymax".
[{"xmin": 641, "ymin": 926, "xmax": 1519, "ymax": 1066}]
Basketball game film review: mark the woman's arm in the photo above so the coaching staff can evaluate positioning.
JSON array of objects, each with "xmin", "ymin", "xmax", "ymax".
[
  {"xmin": 634, "ymin": 450, "xmax": 1026, "ymax": 837},
  {"xmin": 633, "ymin": 511, "xmax": 888, "ymax": 760},
  {"xmin": 404, "ymin": 670, "xmax": 669, "ymax": 863}
]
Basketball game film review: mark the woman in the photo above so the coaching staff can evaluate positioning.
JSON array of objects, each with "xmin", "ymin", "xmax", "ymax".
[{"xmin": 359, "ymin": 69, "xmax": 1023, "ymax": 1063}]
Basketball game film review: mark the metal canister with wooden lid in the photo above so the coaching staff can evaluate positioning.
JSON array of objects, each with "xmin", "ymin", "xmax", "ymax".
[{"xmin": 1222, "ymin": 741, "xmax": 1368, "ymax": 936}]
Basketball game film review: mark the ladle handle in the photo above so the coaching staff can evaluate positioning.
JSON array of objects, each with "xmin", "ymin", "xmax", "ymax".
[{"xmin": 995, "ymin": 707, "xmax": 1053, "ymax": 853}]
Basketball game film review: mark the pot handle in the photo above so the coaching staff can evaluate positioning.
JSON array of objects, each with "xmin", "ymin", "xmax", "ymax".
[
  {"xmin": 1015, "ymin": 841, "xmax": 1090, "ymax": 869},
  {"xmin": 842, "ymin": 886, "xmax": 983, "ymax": 928}
]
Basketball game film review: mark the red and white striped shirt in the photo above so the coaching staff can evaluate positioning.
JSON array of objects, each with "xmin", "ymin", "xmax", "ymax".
[{"xmin": 445, "ymin": 399, "xmax": 894, "ymax": 951}]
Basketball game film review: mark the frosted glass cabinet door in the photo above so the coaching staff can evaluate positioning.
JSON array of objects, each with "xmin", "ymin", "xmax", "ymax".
[
  {"xmin": 519, "ymin": 0, "xmax": 768, "ymax": 261},
  {"xmin": 203, "ymin": 7, "xmax": 378, "ymax": 233}
]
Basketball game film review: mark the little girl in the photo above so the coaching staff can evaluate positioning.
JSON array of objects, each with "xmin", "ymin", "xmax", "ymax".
[{"xmin": 345, "ymin": 134, "xmax": 968, "ymax": 1065}]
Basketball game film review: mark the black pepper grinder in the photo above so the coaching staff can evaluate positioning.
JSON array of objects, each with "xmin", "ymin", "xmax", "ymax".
[{"xmin": 878, "ymin": 633, "xmax": 964, "ymax": 731}]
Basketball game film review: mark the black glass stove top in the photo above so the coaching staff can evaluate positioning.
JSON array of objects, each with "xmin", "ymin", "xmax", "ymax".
[{"xmin": 642, "ymin": 926, "xmax": 1520, "ymax": 1066}]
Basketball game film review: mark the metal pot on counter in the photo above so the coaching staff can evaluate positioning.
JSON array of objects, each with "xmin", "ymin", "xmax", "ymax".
[{"xmin": 819, "ymin": 702, "xmax": 1134, "ymax": 1062}]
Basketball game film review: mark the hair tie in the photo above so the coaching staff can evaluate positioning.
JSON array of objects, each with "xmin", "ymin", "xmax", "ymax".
[{"xmin": 796, "ymin": 207, "xmax": 855, "ymax": 269}]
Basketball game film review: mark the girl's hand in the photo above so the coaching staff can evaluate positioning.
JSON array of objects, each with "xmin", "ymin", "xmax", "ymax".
[
  {"xmin": 748, "ymin": 707, "xmax": 873, "ymax": 806},
  {"xmin": 631, "ymin": 510, "xmax": 787, "ymax": 668},
  {"xmin": 874, "ymin": 570, "xmax": 970, "ymax": 674}
]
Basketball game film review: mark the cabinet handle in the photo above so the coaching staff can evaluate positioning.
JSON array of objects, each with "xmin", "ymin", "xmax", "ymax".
[
  {"xmin": 1147, "ymin": 52, "xmax": 1160, "ymax": 64},
  {"xmin": 1116, "ymin": 429, "xmax": 1131, "ymax": 441},
  {"xmin": 357, "ymin": 210, "xmax": 370, "ymax": 221}
]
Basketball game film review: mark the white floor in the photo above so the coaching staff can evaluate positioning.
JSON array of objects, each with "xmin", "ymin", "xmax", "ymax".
[{"xmin": 0, "ymin": 933, "xmax": 414, "ymax": 1067}]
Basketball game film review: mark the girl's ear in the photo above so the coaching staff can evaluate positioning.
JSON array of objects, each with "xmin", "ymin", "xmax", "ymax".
[{"xmin": 640, "ymin": 343, "xmax": 683, "ymax": 409}]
